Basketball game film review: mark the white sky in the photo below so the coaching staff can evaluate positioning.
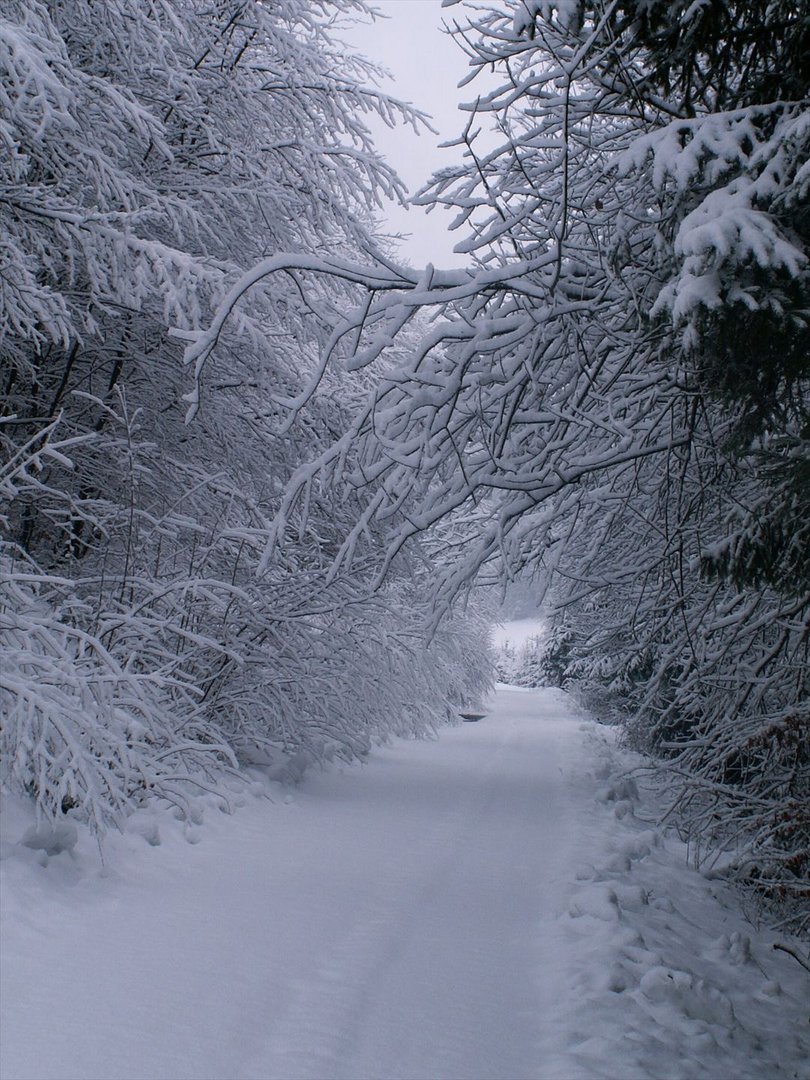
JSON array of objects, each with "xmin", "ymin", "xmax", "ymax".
[{"xmin": 342, "ymin": 0, "xmax": 483, "ymax": 269}]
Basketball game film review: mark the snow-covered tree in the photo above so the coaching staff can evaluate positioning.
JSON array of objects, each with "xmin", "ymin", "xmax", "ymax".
[
  {"xmin": 185, "ymin": 0, "xmax": 808, "ymax": 918},
  {"xmin": 0, "ymin": 0, "xmax": 494, "ymax": 830},
  {"xmin": 493, "ymin": 639, "xmax": 518, "ymax": 683}
]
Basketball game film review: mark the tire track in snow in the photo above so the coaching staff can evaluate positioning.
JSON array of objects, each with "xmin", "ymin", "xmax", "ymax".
[{"xmin": 241, "ymin": 693, "xmax": 582, "ymax": 1079}]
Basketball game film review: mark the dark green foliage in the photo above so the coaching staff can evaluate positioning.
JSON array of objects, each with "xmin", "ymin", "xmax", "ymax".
[
  {"xmin": 621, "ymin": 0, "xmax": 810, "ymax": 110},
  {"xmin": 532, "ymin": 625, "xmax": 573, "ymax": 690},
  {"xmin": 622, "ymin": 0, "xmax": 810, "ymax": 599}
]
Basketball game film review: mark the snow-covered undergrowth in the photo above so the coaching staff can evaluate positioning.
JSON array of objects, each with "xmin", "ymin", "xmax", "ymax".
[
  {"xmin": 557, "ymin": 721, "xmax": 810, "ymax": 1080},
  {"xmin": 0, "ymin": 551, "xmax": 492, "ymax": 832},
  {"xmin": 1, "ymin": 686, "xmax": 807, "ymax": 1080}
]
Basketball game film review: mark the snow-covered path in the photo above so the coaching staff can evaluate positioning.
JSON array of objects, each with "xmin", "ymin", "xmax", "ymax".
[
  {"xmin": 1, "ymin": 687, "xmax": 808, "ymax": 1080},
  {"xmin": 229, "ymin": 686, "xmax": 583, "ymax": 1080}
]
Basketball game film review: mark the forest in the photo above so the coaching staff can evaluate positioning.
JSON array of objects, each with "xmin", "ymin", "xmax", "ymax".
[{"xmin": 1, "ymin": 0, "xmax": 808, "ymax": 934}]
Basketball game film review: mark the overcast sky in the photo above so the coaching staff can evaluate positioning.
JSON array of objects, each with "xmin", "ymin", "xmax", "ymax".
[{"xmin": 341, "ymin": 0, "xmax": 482, "ymax": 269}]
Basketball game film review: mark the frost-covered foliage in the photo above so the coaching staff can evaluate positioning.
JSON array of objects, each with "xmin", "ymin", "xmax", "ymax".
[
  {"xmin": 493, "ymin": 640, "xmax": 519, "ymax": 683},
  {"xmin": 0, "ymin": 0, "xmax": 493, "ymax": 830},
  {"xmin": 187, "ymin": 1, "xmax": 808, "ymax": 922},
  {"xmin": 494, "ymin": 634, "xmax": 551, "ymax": 688}
]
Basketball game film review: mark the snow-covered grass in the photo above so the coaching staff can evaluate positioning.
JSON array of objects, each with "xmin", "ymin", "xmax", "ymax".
[{"xmin": 1, "ymin": 686, "xmax": 807, "ymax": 1080}]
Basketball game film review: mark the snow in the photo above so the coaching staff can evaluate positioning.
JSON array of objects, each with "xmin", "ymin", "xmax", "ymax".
[
  {"xmin": 490, "ymin": 616, "xmax": 546, "ymax": 649},
  {"xmin": 614, "ymin": 104, "xmax": 808, "ymax": 327},
  {"xmin": 1, "ymin": 687, "xmax": 808, "ymax": 1080}
]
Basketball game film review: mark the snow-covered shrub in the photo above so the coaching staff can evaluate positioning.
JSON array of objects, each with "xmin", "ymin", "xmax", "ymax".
[{"xmin": 0, "ymin": 552, "xmax": 237, "ymax": 830}]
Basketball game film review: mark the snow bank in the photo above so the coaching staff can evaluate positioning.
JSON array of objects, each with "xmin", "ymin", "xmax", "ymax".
[{"xmin": 552, "ymin": 721, "xmax": 810, "ymax": 1080}]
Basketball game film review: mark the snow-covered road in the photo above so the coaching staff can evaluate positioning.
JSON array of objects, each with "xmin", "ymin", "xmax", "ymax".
[{"xmin": 1, "ymin": 687, "xmax": 808, "ymax": 1080}]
